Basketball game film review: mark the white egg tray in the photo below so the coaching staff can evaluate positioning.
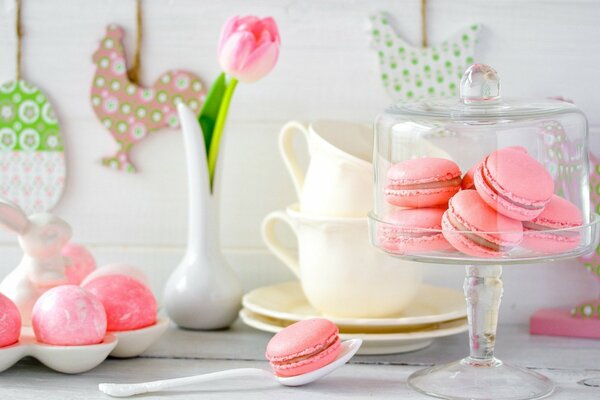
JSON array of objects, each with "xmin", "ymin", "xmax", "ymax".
[{"xmin": 0, "ymin": 317, "xmax": 169, "ymax": 374}]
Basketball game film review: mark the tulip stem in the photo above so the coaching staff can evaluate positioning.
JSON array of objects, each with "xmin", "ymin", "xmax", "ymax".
[{"xmin": 207, "ymin": 76, "xmax": 238, "ymax": 192}]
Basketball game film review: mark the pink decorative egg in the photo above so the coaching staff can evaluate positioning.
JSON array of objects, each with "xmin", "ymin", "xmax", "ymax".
[
  {"xmin": 0, "ymin": 293, "xmax": 21, "ymax": 348},
  {"xmin": 82, "ymin": 275, "xmax": 157, "ymax": 332},
  {"xmin": 62, "ymin": 242, "xmax": 97, "ymax": 285},
  {"xmin": 32, "ymin": 285, "xmax": 107, "ymax": 346},
  {"xmin": 81, "ymin": 263, "xmax": 150, "ymax": 288}
]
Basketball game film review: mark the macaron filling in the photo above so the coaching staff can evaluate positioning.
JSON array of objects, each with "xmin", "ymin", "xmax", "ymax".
[
  {"xmin": 522, "ymin": 221, "xmax": 580, "ymax": 237},
  {"xmin": 386, "ymin": 177, "xmax": 462, "ymax": 191},
  {"xmin": 380, "ymin": 226, "xmax": 442, "ymax": 239},
  {"xmin": 445, "ymin": 209, "xmax": 511, "ymax": 252}
]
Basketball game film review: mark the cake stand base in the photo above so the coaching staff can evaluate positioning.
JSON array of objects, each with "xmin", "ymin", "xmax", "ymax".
[{"xmin": 408, "ymin": 357, "xmax": 555, "ymax": 400}]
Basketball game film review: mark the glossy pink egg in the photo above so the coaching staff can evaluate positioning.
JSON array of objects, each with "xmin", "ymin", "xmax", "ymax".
[
  {"xmin": 32, "ymin": 285, "xmax": 107, "ymax": 346},
  {"xmin": 62, "ymin": 242, "xmax": 97, "ymax": 285},
  {"xmin": 0, "ymin": 293, "xmax": 21, "ymax": 348},
  {"xmin": 83, "ymin": 275, "xmax": 157, "ymax": 332}
]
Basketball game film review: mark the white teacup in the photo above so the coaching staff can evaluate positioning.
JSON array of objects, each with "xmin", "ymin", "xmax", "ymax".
[
  {"xmin": 279, "ymin": 120, "xmax": 373, "ymax": 217},
  {"xmin": 261, "ymin": 204, "xmax": 422, "ymax": 318}
]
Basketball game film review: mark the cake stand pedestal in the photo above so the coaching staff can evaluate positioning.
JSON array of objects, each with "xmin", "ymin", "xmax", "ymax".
[{"xmin": 408, "ymin": 264, "xmax": 553, "ymax": 400}]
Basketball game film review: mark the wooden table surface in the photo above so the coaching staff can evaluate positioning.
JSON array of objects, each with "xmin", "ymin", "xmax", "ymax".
[{"xmin": 1, "ymin": 321, "xmax": 599, "ymax": 400}]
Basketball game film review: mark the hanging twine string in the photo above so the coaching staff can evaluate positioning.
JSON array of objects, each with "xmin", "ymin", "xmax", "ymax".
[
  {"xmin": 127, "ymin": 0, "xmax": 142, "ymax": 84},
  {"xmin": 15, "ymin": 0, "xmax": 22, "ymax": 81},
  {"xmin": 421, "ymin": 0, "xmax": 428, "ymax": 48}
]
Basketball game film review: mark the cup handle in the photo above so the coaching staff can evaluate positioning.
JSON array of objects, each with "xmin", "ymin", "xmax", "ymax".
[
  {"xmin": 278, "ymin": 121, "xmax": 310, "ymax": 200},
  {"xmin": 261, "ymin": 211, "xmax": 301, "ymax": 279}
]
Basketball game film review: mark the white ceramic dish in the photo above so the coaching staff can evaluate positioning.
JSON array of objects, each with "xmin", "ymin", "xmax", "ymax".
[
  {"xmin": 0, "ymin": 327, "xmax": 118, "ymax": 374},
  {"xmin": 111, "ymin": 317, "xmax": 170, "ymax": 358},
  {"xmin": 242, "ymin": 281, "xmax": 466, "ymax": 332},
  {"xmin": 0, "ymin": 317, "xmax": 169, "ymax": 373},
  {"xmin": 239, "ymin": 308, "xmax": 468, "ymax": 355}
]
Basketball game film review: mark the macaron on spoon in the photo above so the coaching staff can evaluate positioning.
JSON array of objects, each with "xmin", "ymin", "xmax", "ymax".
[{"xmin": 99, "ymin": 319, "xmax": 362, "ymax": 398}]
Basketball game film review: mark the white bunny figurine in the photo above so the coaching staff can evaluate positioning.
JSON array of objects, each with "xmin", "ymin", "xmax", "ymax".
[{"xmin": 0, "ymin": 199, "xmax": 72, "ymax": 325}]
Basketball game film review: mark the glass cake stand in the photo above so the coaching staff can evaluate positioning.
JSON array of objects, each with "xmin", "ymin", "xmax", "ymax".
[
  {"xmin": 368, "ymin": 64, "xmax": 600, "ymax": 399},
  {"xmin": 369, "ymin": 215, "xmax": 600, "ymax": 400}
]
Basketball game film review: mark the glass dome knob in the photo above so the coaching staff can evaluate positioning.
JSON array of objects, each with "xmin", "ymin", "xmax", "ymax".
[{"xmin": 460, "ymin": 64, "xmax": 501, "ymax": 104}]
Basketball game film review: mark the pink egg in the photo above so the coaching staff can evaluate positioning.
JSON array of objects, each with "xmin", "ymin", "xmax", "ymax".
[
  {"xmin": 0, "ymin": 293, "xmax": 21, "ymax": 348},
  {"xmin": 82, "ymin": 275, "xmax": 157, "ymax": 332},
  {"xmin": 32, "ymin": 285, "xmax": 107, "ymax": 346},
  {"xmin": 62, "ymin": 242, "xmax": 97, "ymax": 285},
  {"xmin": 80, "ymin": 263, "xmax": 150, "ymax": 287}
]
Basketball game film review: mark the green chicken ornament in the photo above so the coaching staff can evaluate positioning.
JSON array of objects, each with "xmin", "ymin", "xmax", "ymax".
[{"xmin": 369, "ymin": 11, "xmax": 481, "ymax": 101}]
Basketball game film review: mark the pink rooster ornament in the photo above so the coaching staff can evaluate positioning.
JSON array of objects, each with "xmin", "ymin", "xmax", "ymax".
[{"xmin": 91, "ymin": 25, "xmax": 207, "ymax": 172}]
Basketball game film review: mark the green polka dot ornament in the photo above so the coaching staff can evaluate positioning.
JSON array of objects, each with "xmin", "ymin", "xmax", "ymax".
[
  {"xmin": 0, "ymin": 79, "xmax": 65, "ymax": 213},
  {"xmin": 369, "ymin": 11, "xmax": 481, "ymax": 101}
]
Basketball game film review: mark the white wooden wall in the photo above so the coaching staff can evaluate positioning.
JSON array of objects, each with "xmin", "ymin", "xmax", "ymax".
[{"xmin": 0, "ymin": 0, "xmax": 599, "ymax": 323}]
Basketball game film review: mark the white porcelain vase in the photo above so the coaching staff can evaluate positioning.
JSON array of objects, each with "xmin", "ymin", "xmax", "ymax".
[{"xmin": 163, "ymin": 104, "xmax": 243, "ymax": 330}]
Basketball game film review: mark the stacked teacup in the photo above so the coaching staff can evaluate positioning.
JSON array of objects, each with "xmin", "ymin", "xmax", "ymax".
[{"xmin": 261, "ymin": 120, "xmax": 422, "ymax": 318}]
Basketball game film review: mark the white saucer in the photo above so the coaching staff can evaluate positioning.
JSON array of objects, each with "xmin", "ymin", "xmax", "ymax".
[
  {"xmin": 243, "ymin": 281, "xmax": 466, "ymax": 332},
  {"xmin": 240, "ymin": 308, "xmax": 468, "ymax": 355}
]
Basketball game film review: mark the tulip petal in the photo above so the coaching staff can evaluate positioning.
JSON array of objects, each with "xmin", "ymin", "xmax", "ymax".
[
  {"xmin": 256, "ymin": 29, "xmax": 273, "ymax": 47},
  {"xmin": 219, "ymin": 31, "xmax": 256, "ymax": 75},
  {"xmin": 237, "ymin": 42, "xmax": 279, "ymax": 83},
  {"xmin": 261, "ymin": 17, "xmax": 281, "ymax": 44},
  {"xmin": 218, "ymin": 15, "xmax": 240, "ymax": 54}
]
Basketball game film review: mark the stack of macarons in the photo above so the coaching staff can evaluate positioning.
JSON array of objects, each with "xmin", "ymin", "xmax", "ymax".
[
  {"xmin": 26, "ymin": 264, "xmax": 158, "ymax": 346},
  {"xmin": 381, "ymin": 147, "xmax": 583, "ymax": 258},
  {"xmin": 380, "ymin": 158, "xmax": 460, "ymax": 254}
]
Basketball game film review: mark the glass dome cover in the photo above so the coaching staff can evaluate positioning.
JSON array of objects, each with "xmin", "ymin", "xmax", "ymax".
[
  {"xmin": 371, "ymin": 63, "xmax": 597, "ymax": 264},
  {"xmin": 389, "ymin": 64, "xmax": 580, "ymax": 119}
]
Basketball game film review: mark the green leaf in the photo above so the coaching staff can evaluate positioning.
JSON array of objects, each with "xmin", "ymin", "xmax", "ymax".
[{"xmin": 198, "ymin": 72, "xmax": 227, "ymax": 156}]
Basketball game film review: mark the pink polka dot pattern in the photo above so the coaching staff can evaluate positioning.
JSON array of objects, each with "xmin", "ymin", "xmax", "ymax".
[{"xmin": 91, "ymin": 25, "xmax": 207, "ymax": 172}]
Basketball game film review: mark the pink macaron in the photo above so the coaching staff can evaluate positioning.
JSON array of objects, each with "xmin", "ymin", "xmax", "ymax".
[
  {"xmin": 385, "ymin": 157, "xmax": 461, "ymax": 208},
  {"xmin": 265, "ymin": 318, "xmax": 341, "ymax": 378},
  {"xmin": 0, "ymin": 293, "xmax": 21, "ymax": 348},
  {"xmin": 442, "ymin": 190, "xmax": 524, "ymax": 258},
  {"xmin": 461, "ymin": 164, "xmax": 477, "ymax": 190},
  {"xmin": 462, "ymin": 147, "xmax": 528, "ymax": 191},
  {"xmin": 32, "ymin": 285, "xmax": 107, "ymax": 346},
  {"xmin": 378, "ymin": 208, "xmax": 453, "ymax": 254},
  {"xmin": 522, "ymin": 194, "xmax": 583, "ymax": 253},
  {"xmin": 82, "ymin": 274, "xmax": 157, "ymax": 332},
  {"xmin": 474, "ymin": 147, "xmax": 554, "ymax": 221}
]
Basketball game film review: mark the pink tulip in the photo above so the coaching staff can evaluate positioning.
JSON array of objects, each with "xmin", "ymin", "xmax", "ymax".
[{"xmin": 218, "ymin": 15, "xmax": 280, "ymax": 83}]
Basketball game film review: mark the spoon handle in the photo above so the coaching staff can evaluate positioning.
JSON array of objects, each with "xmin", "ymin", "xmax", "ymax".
[{"xmin": 99, "ymin": 368, "xmax": 272, "ymax": 397}]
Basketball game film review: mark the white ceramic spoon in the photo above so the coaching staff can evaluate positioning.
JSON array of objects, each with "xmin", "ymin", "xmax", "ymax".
[{"xmin": 99, "ymin": 339, "xmax": 362, "ymax": 397}]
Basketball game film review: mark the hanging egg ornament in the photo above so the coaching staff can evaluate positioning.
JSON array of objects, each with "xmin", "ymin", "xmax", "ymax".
[{"xmin": 0, "ymin": 80, "xmax": 66, "ymax": 214}]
